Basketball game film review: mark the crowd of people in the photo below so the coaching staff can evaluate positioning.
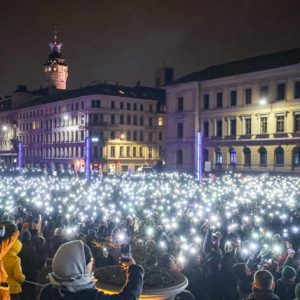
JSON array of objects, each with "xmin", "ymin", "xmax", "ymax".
[{"xmin": 1, "ymin": 170, "xmax": 300, "ymax": 299}]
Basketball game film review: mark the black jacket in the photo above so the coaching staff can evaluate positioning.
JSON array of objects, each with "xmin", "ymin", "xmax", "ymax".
[
  {"xmin": 242, "ymin": 289, "xmax": 280, "ymax": 300},
  {"xmin": 39, "ymin": 264, "xmax": 144, "ymax": 300}
]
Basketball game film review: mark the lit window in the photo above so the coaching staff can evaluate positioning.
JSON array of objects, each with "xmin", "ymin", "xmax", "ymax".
[{"xmin": 158, "ymin": 117, "xmax": 164, "ymax": 126}]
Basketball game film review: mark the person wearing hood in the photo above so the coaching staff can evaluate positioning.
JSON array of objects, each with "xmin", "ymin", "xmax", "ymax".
[
  {"xmin": 39, "ymin": 240, "xmax": 144, "ymax": 300},
  {"xmin": 3, "ymin": 239, "xmax": 26, "ymax": 300}
]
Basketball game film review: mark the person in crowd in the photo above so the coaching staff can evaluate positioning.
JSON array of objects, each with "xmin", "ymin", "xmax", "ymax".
[
  {"xmin": 39, "ymin": 240, "xmax": 144, "ymax": 300},
  {"xmin": 233, "ymin": 263, "xmax": 252, "ymax": 299},
  {"xmin": 294, "ymin": 283, "xmax": 300, "ymax": 300},
  {"xmin": 275, "ymin": 266, "xmax": 297, "ymax": 300},
  {"xmin": 52, "ymin": 228, "xmax": 66, "ymax": 257},
  {"xmin": 3, "ymin": 239, "xmax": 26, "ymax": 300},
  {"xmin": 243, "ymin": 270, "xmax": 280, "ymax": 300},
  {"xmin": 19, "ymin": 230, "xmax": 40, "ymax": 300}
]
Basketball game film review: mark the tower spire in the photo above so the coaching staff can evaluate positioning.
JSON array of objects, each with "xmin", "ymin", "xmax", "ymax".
[{"xmin": 44, "ymin": 30, "xmax": 68, "ymax": 90}]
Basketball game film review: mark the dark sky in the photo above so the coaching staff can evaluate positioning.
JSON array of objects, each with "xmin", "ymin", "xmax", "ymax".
[{"xmin": 0, "ymin": 0, "xmax": 300, "ymax": 95}]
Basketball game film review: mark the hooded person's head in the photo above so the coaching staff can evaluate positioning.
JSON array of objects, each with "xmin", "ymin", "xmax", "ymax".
[{"xmin": 49, "ymin": 240, "xmax": 95, "ymax": 294}]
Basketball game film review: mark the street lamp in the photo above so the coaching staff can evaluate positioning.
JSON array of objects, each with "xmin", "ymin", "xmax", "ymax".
[
  {"xmin": 2, "ymin": 125, "xmax": 8, "ymax": 132},
  {"xmin": 63, "ymin": 114, "xmax": 69, "ymax": 121},
  {"xmin": 259, "ymin": 98, "xmax": 267, "ymax": 106},
  {"xmin": 120, "ymin": 133, "xmax": 125, "ymax": 140}
]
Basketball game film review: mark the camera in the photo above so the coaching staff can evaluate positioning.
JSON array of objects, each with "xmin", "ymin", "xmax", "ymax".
[{"xmin": 120, "ymin": 244, "xmax": 130, "ymax": 263}]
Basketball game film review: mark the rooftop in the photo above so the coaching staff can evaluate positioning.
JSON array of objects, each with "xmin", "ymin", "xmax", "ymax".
[
  {"xmin": 172, "ymin": 48, "xmax": 300, "ymax": 85},
  {"xmin": 16, "ymin": 82, "xmax": 166, "ymax": 109}
]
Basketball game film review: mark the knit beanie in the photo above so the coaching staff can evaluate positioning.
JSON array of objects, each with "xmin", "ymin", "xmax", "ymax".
[{"xmin": 282, "ymin": 266, "xmax": 296, "ymax": 280}]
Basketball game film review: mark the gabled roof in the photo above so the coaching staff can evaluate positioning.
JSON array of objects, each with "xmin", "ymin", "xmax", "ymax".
[{"xmin": 172, "ymin": 48, "xmax": 300, "ymax": 85}]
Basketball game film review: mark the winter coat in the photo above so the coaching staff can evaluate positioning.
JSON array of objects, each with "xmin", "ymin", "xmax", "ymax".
[
  {"xmin": 242, "ymin": 289, "xmax": 280, "ymax": 300},
  {"xmin": 39, "ymin": 264, "xmax": 144, "ymax": 300},
  {"xmin": 3, "ymin": 239, "xmax": 25, "ymax": 294},
  {"xmin": 19, "ymin": 240, "xmax": 40, "ymax": 281},
  {"xmin": 274, "ymin": 278, "xmax": 296, "ymax": 300}
]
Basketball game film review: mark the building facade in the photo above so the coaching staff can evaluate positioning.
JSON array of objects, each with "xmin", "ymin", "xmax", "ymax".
[
  {"xmin": 0, "ymin": 34, "xmax": 165, "ymax": 173},
  {"xmin": 165, "ymin": 48, "xmax": 300, "ymax": 174}
]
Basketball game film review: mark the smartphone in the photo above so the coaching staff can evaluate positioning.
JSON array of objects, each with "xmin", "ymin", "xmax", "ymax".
[
  {"xmin": 0, "ymin": 225, "xmax": 5, "ymax": 238},
  {"xmin": 120, "ymin": 244, "xmax": 130, "ymax": 262}
]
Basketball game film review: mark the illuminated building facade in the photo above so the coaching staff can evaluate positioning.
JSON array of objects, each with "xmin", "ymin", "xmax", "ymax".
[
  {"xmin": 0, "ymin": 34, "xmax": 165, "ymax": 173},
  {"xmin": 165, "ymin": 48, "xmax": 300, "ymax": 174}
]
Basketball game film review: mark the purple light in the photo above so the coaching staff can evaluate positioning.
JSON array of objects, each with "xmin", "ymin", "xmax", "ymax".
[
  {"xmin": 85, "ymin": 137, "xmax": 91, "ymax": 179},
  {"xmin": 18, "ymin": 142, "xmax": 23, "ymax": 174}
]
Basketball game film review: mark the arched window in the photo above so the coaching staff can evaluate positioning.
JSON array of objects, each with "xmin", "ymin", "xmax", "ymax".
[
  {"xmin": 215, "ymin": 148, "xmax": 222, "ymax": 164},
  {"xmin": 229, "ymin": 148, "xmax": 236, "ymax": 164},
  {"xmin": 244, "ymin": 147, "xmax": 251, "ymax": 166},
  {"xmin": 204, "ymin": 149, "xmax": 209, "ymax": 162},
  {"xmin": 258, "ymin": 147, "xmax": 267, "ymax": 166},
  {"xmin": 176, "ymin": 150, "xmax": 183, "ymax": 166},
  {"xmin": 275, "ymin": 147, "xmax": 284, "ymax": 165},
  {"xmin": 293, "ymin": 147, "xmax": 300, "ymax": 166}
]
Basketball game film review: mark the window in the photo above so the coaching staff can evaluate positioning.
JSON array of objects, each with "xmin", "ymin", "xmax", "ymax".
[
  {"xmin": 111, "ymin": 101, "xmax": 115, "ymax": 109},
  {"xmin": 203, "ymin": 121, "xmax": 209, "ymax": 138},
  {"xmin": 149, "ymin": 118, "xmax": 153, "ymax": 127},
  {"xmin": 203, "ymin": 94, "xmax": 209, "ymax": 110},
  {"xmin": 133, "ymin": 147, "xmax": 137, "ymax": 157},
  {"xmin": 111, "ymin": 146, "xmax": 115, "ymax": 158},
  {"xmin": 275, "ymin": 147, "xmax": 284, "ymax": 165},
  {"xmin": 111, "ymin": 131, "xmax": 115, "ymax": 139},
  {"xmin": 127, "ymin": 131, "xmax": 131, "ymax": 140},
  {"xmin": 111, "ymin": 115, "xmax": 115, "ymax": 124},
  {"xmin": 259, "ymin": 147, "xmax": 267, "ymax": 166},
  {"xmin": 295, "ymin": 114, "xmax": 300, "ymax": 132},
  {"xmin": 230, "ymin": 90, "xmax": 237, "ymax": 106},
  {"xmin": 139, "ymin": 131, "xmax": 144, "ymax": 141},
  {"xmin": 126, "ymin": 146, "xmax": 130, "ymax": 157},
  {"xmin": 139, "ymin": 147, "xmax": 143, "ymax": 157},
  {"xmin": 149, "ymin": 133, "xmax": 153, "ymax": 142},
  {"xmin": 127, "ymin": 115, "xmax": 131, "ymax": 125},
  {"xmin": 140, "ymin": 104, "xmax": 144, "ymax": 111},
  {"xmin": 149, "ymin": 147, "xmax": 153, "ymax": 158},
  {"xmin": 293, "ymin": 147, "xmax": 300, "ymax": 166},
  {"xmin": 158, "ymin": 117, "xmax": 164, "ymax": 126},
  {"xmin": 176, "ymin": 150, "xmax": 183, "ymax": 165},
  {"xmin": 177, "ymin": 97, "xmax": 184, "ymax": 112},
  {"xmin": 245, "ymin": 118, "xmax": 251, "ymax": 135},
  {"xmin": 230, "ymin": 119, "xmax": 236, "ymax": 136},
  {"xmin": 120, "ymin": 146, "xmax": 124, "ymax": 157},
  {"xmin": 149, "ymin": 105, "xmax": 153, "ymax": 112},
  {"xmin": 260, "ymin": 116, "xmax": 268, "ymax": 134},
  {"xmin": 120, "ymin": 115, "xmax": 124, "ymax": 124},
  {"xmin": 244, "ymin": 148, "xmax": 251, "ymax": 166},
  {"xmin": 216, "ymin": 120, "xmax": 222, "ymax": 137},
  {"xmin": 260, "ymin": 85, "xmax": 268, "ymax": 101},
  {"xmin": 133, "ymin": 116, "xmax": 138, "ymax": 125},
  {"xmin": 294, "ymin": 81, "xmax": 300, "ymax": 99},
  {"xmin": 245, "ymin": 88, "xmax": 252, "ymax": 105},
  {"xmin": 276, "ymin": 83, "xmax": 286, "ymax": 100},
  {"xmin": 140, "ymin": 116, "xmax": 144, "ymax": 126},
  {"xmin": 276, "ymin": 115, "xmax": 284, "ymax": 133},
  {"xmin": 159, "ymin": 131, "xmax": 163, "ymax": 140},
  {"xmin": 229, "ymin": 148, "xmax": 236, "ymax": 164},
  {"xmin": 177, "ymin": 123, "xmax": 183, "ymax": 138},
  {"xmin": 204, "ymin": 149, "xmax": 209, "ymax": 162},
  {"xmin": 133, "ymin": 103, "xmax": 137, "ymax": 111},
  {"xmin": 133, "ymin": 131, "xmax": 137, "ymax": 141},
  {"xmin": 216, "ymin": 92, "xmax": 223, "ymax": 108},
  {"xmin": 120, "ymin": 102, "xmax": 124, "ymax": 110},
  {"xmin": 216, "ymin": 148, "xmax": 222, "ymax": 164},
  {"xmin": 127, "ymin": 103, "xmax": 131, "ymax": 110}
]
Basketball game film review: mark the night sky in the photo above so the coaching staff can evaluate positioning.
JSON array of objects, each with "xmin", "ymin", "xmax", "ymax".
[{"xmin": 0, "ymin": 0, "xmax": 300, "ymax": 95}]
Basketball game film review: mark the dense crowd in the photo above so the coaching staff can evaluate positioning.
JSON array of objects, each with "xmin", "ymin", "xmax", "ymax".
[{"xmin": 1, "ymin": 171, "xmax": 300, "ymax": 299}]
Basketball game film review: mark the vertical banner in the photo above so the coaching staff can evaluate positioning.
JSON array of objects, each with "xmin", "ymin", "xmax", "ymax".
[
  {"xmin": 196, "ymin": 131, "xmax": 203, "ymax": 181},
  {"xmin": 18, "ymin": 142, "xmax": 23, "ymax": 174},
  {"xmin": 85, "ymin": 137, "xmax": 91, "ymax": 179}
]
